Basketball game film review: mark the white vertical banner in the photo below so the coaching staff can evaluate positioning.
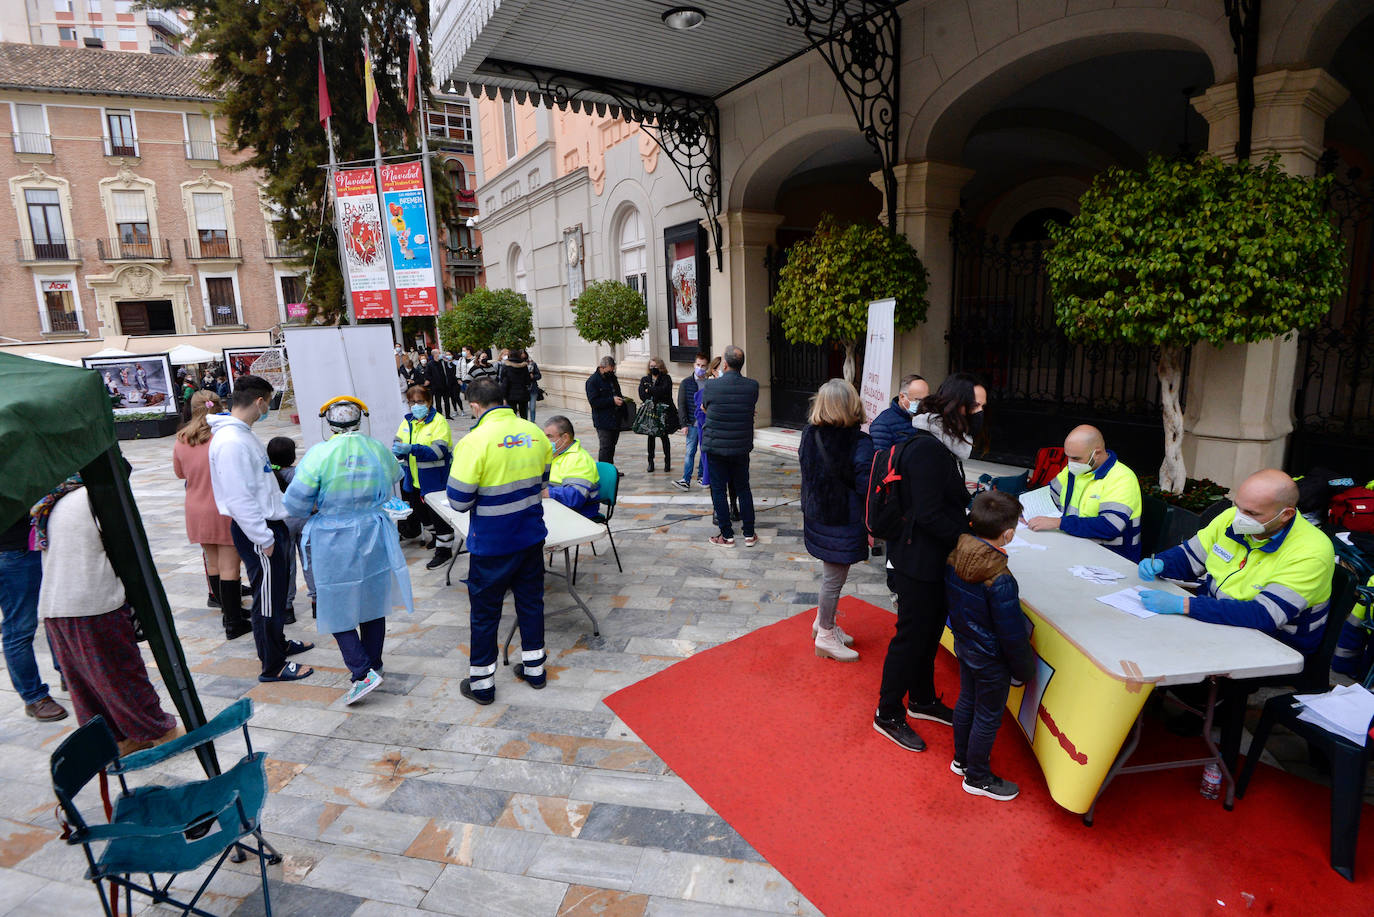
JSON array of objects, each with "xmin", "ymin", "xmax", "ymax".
[{"xmin": 861, "ymin": 297, "xmax": 896, "ymax": 427}]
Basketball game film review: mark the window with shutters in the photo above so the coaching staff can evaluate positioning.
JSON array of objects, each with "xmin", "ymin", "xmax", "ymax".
[
  {"xmin": 620, "ymin": 209, "xmax": 648, "ymax": 302},
  {"xmin": 193, "ymin": 192, "xmax": 229, "ymax": 257},
  {"xmin": 502, "ymin": 99, "xmax": 518, "ymax": 160},
  {"xmin": 184, "ymin": 113, "xmax": 217, "ymax": 161},
  {"xmin": 205, "ymin": 276, "xmax": 238, "ymax": 325},
  {"xmin": 510, "ymin": 245, "xmax": 527, "ymax": 298},
  {"xmin": 58, "ymin": 27, "xmax": 77, "ymax": 42},
  {"xmin": 111, "ymin": 189, "xmax": 152, "ymax": 257},
  {"xmin": 40, "ymin": 279, "xmax": 81, "ymax": 333},
  {"xmin": 25, "ymin": 189, "xmax": 68, "ymax": 260},
  {"xmin": 427, "ymin": 101, "xmax": 472, "ymax": 143},
  {"xmin": 105, "ymin": 108, "xmax": 136, "ymax": 156},
  {"xmin": 12, "ymin": 103, "xmax": 50, "ymax": 154}
]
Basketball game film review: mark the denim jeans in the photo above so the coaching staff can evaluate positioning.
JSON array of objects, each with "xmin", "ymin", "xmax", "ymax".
[
  {"xmin": 0, "ymin": 549, "xmax": 49, "ymax": 704},
  {"xmin": 705, "ymin": 452, "xmax": 754, "ymax": 539},
  {"xmin": 680, "ymin": 423, "xmax": 703, "ymax": 482},
  {"xmin": 334, "ymin": 617, "xmax": 387, "ymax": 681},
  {"xmin": 952, "ymin": 649, "xmax": 1012, "ymax": 783}
]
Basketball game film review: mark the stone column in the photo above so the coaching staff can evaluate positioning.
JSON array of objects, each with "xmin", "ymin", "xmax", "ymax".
[
  {"xmin": 713, "ymin": 210, "xmax": 784, "ymax": 426},
  {"xmin": 1183, "ymin": 68, "xmax": 1349, "ymax": 486},
  {"xmin": 872, "ymin": 161, "xmax": 974, "ymax": 392}
]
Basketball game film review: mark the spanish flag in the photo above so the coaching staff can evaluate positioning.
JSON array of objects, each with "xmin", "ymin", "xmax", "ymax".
[{"xmin": 363, "ymin": 37, "xmax": 379, "ymax": 125}]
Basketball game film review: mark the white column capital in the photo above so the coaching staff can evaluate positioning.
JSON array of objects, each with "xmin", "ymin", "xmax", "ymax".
[
  {"xmin": 872, "ymin": 161, "xmax": 975, "ymax": 225},
  {"xmin": 1191, "ymin": 68, "xmax": 1350, "ymax": 176},
  {"xmin": 721, "ymin": 210, "xmax": 786, "ymax": 248}
]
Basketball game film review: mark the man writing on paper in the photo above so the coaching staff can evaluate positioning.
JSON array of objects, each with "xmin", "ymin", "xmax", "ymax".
[
  {"xmin": 1025, "ymin": 425, "xmax": 1143, "ymax": 561},
  {"xmin": 1137, "ymin": 469, "xmax": 1334, "ymax": 654}
]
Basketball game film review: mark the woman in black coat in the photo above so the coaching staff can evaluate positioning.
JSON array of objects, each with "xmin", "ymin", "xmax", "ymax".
[
  {"xmin": 503, "ymin": 349, "xmax": 533, "ymax": 419},
  {"xmin": 800, "ymin": 380, "xmax": 875, "ymax": 662},
  {"xmin": 637, "ymin": 356, "xmax": 673, "ymax": 473},
  {"xmin": 874, "ymin": 372, "xmax": 987, "ymax": 753}
]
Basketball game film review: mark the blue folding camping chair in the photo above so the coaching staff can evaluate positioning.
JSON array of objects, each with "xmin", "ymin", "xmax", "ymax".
[{"xmin": 49, "ymin": 698, "xmax": 279, "ymax": 917}]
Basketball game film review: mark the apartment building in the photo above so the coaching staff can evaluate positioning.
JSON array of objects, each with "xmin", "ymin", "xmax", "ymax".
[
  {"xmin": 2, "ymin": 1, "xmax": 192, "ymax": 55},
  {"xmin": 0, "ymin": 42, "xmax": 304, "ymax": 348},
  {"xmin": 428, "ymin": 88, "xmax": 483, "ymax": 301}
]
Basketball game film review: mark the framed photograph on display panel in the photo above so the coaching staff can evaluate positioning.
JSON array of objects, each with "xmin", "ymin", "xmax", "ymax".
[
  {"xmin": 222, "ymin": 346, "xmax": 284, "ymax": 390},
  {"xmin": 81, "ymin": 353, "xmax": 177, "ymax": 416},
  {"xmin": 664, "ymin": 220, "xmax": 709, "ymax": 364}
]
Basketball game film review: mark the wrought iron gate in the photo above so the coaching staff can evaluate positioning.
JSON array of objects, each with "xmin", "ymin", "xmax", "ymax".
[
  {"xmin": 766, "ymin": 242, "xmax": 841, "ymax": 428},
  {"xmin": 1291, "ymin": 155, "xmax": 1374, "ymax": 472},
  {"xmin": 946, "ymin": 213, "xmax": 1184, "ymax": 471}
]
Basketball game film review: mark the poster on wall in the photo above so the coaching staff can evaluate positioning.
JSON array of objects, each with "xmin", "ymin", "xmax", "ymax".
[
  {"xmin": 222, "ymin": 346, "xmax": 286, "ymax": 391},
  {"xmin": 379, "ymin": 160, "xmax": 440, "ymax": 316},
  {"xmin": 664, "ymin": 221, "xmax": 710, "ymax": 364},
  {"xmin": 82, "ymin": 353, "xmax": 177, "ymax": 416},
  {"xmin": 333, "ymin": 167, "xmax": 392, "ymax": 319},
  {"xmin": 860, "ymin": 298, "xmax": 895, "ymax": 428}
]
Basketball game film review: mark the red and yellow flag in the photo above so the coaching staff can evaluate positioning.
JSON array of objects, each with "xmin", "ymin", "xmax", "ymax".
[{"xmin": 363, "ymin": 37, "xmax": 379, "ymax": 124}]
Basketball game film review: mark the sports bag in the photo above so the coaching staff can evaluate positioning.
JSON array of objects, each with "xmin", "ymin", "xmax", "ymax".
[{"xmin": 1331, "ymin": 487, "xmax": 1374, "ymax": 533}]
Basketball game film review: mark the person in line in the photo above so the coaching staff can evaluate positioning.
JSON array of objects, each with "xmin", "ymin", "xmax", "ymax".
[
  {"xmin": 1025, "ymin": 424, "xmax": 1143, "ymax": 560},
  {"xmin": 468, "ymin": 350, "xmax": 498, "ymax": 387},
  {"xmin": 702, "ymin": 346, "xmax": 759, "ymax": 547},
  {"xmin": 285, "ymin": 398, "xmax": 413, "ymax": 705},
  {"xmin": 214, "ymin": 373, "xmax": 231, "ymax": 400},
  {"xmin": 503, "ymin": 349, "xmax": 535, "ymax": 420},
  {"xmin": 544, "ymin": 416, "xmax": 601, "ymax": 518},
  {"xmin": 179, "ymin": 373, "xmax": 197, "ymax": 423},
  {"xmin": 268, "ymin": 437, "xmax": 311, "ymax": 623},
  {"xmin": 586, "ymin": 355, "xmax": 626, "ymax": 464},
  {"xmin": 443, "ymin": 349, "xmax": 462, "ymax": 417},
  {"xmin": 174, "ymin": 390, "xmax": 251, "ymax": 639},
  {"xmin": 0, "ymin": 514, "xmax": 67, "ymax": 722},
  {"xmin": 673, "ymin": 352, "xmax": 709, "ymax": 490},
  {"xmin": 426, "ymin": 347, "xmax": 453, "ymax": 419},
  {"xmin": 456, "ymin": 345, "xmax": 475, "ymax": 398},
  {"xmin": 946, "ymin": 490, "xmax": 1035, "ymax": 802},
  {"xmin": 638, "ymin": 356, "xmax": 674, "ymax": 473},
  {"xmin": 33, "ymin": 475, "xmax": 176, "ymax": 755},
  {"xmin": 393, "ymin": 385, "xmax": 456, "ymax": 570},
  {"xmin": 1138, "ymin": 468, "xmax": 1334, "ymax": 653},
  {"xmin": 870, "ymin": 374, "xmax": 929, "ymax": 453},
  {"xmin": 447, "ymin": 378, "xmax": 553, "ymax": 705},
  {"xmin": 874, "ymin": 373, "xmax": 986, "ymax": 753},
  {"xmin": 208, "ymin": 374, "xmax": 314, "ymax": 683},
  {"xmin": 800, "ymin": 379, "xmax": 875, "ymax": 662},
  {"xmin": 527, "ymin": 353, "xmax": 542, "ymax": 425}
]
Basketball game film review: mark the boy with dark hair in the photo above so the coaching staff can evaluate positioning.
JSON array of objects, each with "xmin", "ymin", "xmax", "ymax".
[{"xmin": 945, "ymin": 489, "xmax": 1035, "ymax": 801}]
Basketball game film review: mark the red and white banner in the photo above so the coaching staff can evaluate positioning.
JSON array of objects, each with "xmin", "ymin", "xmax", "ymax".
[
  {"xmin": 379, "ymin": 160, "xmax": 440, "ymax": 316},
  {"xmin": 333, "ymin": 167, "xmax": 391, "ymax": 319}
]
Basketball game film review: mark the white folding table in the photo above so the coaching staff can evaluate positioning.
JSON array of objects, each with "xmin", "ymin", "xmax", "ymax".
[{"xmin": 424, "ymin": 492, "xmax": 606, "ymax": 663}]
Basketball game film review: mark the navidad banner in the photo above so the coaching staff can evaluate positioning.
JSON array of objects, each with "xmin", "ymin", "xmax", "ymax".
[
  {"xmin": 379, "ymin": 160, "xmax": 440, "ymax": 317},
  {"xmin": 334, "ymin": 167, "xmax": 391, "ymax": 319}
]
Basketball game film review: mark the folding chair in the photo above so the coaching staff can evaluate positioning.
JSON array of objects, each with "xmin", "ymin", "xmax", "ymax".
[
  {"xmin": 50, "ymin": 698, "xmax": 280, "ymax": 917},
  {"xmin": 573, "ymin": 461, "xmax": 622, "ymax": 583}
]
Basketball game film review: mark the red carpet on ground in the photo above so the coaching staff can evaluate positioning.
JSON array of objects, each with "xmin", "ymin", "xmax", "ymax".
[{"xmin": 605, "ymin": 597, "xmax": 1374, "ymax": 916}]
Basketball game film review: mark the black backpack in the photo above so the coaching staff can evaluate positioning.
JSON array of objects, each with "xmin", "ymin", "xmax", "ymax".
[{"xmin": 865, "ymin": 437, "xmax": 916, "ymax": 540}]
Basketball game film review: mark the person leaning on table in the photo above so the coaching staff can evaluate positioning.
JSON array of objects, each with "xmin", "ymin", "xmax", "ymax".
[
  {"xmin": 1024, "ymin": 424, "xmax": 1143, "ymax": 561},
  {"xmin": 1136, "ymin": 468, "xmax": 1334, "ymax": 654}
]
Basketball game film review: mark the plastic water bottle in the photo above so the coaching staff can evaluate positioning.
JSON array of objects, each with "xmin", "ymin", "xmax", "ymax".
[{"xmin": 1199, "ymin": 763, "xmax": 1222, "ymax": 800}]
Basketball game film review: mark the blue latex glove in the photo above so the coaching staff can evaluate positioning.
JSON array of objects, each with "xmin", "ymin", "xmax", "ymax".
[
  {"xmin": 391, "ymin": 442, "xmax": 410, "ymax": 457},
  {"xmin": 1139, "ymin": 590, "xmax": 1187, "ymax": 615},
  {"xmin": 1137, "ymin": 557, "xmax": 1165, "ymax": 581}
]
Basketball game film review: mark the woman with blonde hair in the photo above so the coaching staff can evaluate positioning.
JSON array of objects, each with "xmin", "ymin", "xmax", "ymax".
[
  {"xmin": 799, "ymin": 379, "xmax": 875, "ymax": 661},
  {"xmin": 173, "ymin": 389, "xmax": 250, "ymax": 639}
]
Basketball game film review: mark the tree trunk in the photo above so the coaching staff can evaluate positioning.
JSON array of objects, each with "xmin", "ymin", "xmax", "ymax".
[
  {"xmin": 1157, "ymin": 344, "xmax": 1187, "ymax": 493},
  {"xmin": 842, "ymin": 339, "xmax": 857, "ymax": 385}
]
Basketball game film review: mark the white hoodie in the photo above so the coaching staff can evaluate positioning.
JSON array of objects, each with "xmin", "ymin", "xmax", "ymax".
[
  {"xmin": 207, "ymin": 413, "xmax": 286, "ymax": 548},
  {"xmin": 912, "ymin": 412, "xmax": 973, "ymax": 460}
]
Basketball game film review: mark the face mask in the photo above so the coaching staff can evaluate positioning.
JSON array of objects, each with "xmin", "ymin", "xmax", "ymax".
[
  {"xmin": 1066, "ymin": 452, "xmax": 1096, "ymax": 477},
  {"xmin": 410, "ymin": 404, "xmax": 429, "ymax": 421},
  {"xmin": 1233, "ymin": 508, "xmax": 1286, "ymax": 536},
  {"xmin": 904, "ymin": 397, "xmax": 920, "ymax": 415},
  {"xmin": 650, "ymin": 367, "xmax": 660, "ymax": 375},
  {"xmin": 420, "ymin": 359, "xmax": 427, "ymax": 365},
  {"xmin": 258, "ymin": 400, "xmax": 271, "ymax": 422},
  {"xmin": 967, "ymin": 411, "xmax": 984, "ymax": 438},
  {"xmin": 694, "ymin": 366, "xmax": 706, "ymax": 378}
]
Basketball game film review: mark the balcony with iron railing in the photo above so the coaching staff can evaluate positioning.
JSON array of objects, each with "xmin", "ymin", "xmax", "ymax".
[
  {"xmin": 185, "ymin": 236, "xmax": 241, "ymax": 261},
  {"xmin": 16, "ymin": 238, "xmax": 80, "ymax": 263},
  {"xmin": 445, "ymin": 244, "xmax": 483, "ymax": 267},
  {"xmin": 97, "ymin": 237, "xmax": 172, "ymax": 262},
  {"xmin": 185, "ymin": 139, "xmax": 218, "ymax": 161},
  {"xmin": 145, "ymin": 9, "xmax": 185, "ymax": 38},
  {"xmin": 208, "ymin": 303, "xmax": 241, "ymax": 327},
  {"xmin": 13, "ymin": 132, "xmax": 52, "ymax": 155},
  {"xmin": 263, "ymin": 237, "xmax": 305, "ymax": 260},
  {"xmin": 46, "ymin": 309, "xmax": 81, "ymax": 334},
  {"xmin": 149, "ymin": 38, "xmax": 181, "ymax": 55},
  {"xmin": 103, "ymin": 136, "xmax": 139, "ymax": 158}
]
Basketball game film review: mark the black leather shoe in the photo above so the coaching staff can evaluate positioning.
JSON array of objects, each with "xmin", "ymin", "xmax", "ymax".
[
  {"xmin": 873, "ymin": 714, "xmax": 926, "ymax": 752},
  {"xmin": 460, "ymin": 678, "xmax": 494, "ymax": 705},
  {"xmin": 426, "ymin": 548, "xmax": 453, "ymax": 570}
]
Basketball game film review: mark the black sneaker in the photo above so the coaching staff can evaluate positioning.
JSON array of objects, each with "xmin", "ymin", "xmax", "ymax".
[
  {"xmin": 908, "ymin": 698, "xmax": 955, "ymax": 726},
  {"xmin": 873, "ymin": 714, "xmax": 926, "ymax": 752},
  {"xmin": 963, "ymin": 774, "xmax": 1019, "ymax": 801},
  {"xmin": 671, "ymin": 479, "xmax": 689, "ymax": 491},
  {"xmin": 426, "ymin": 547, "xmax": 453, "ymax": 570},
  {"xmin": 950, "ymin": 759, "xmax": 966, "ymax": 776}
]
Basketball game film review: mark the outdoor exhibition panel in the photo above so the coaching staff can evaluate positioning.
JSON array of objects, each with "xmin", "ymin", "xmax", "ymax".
[
  {"xmin": 425, "ymin": 492, "xmax": 606, "ymax": 662},
  {"xmin": 940, "ymin": 524, "xmax": 1303, "ymax": 818}
]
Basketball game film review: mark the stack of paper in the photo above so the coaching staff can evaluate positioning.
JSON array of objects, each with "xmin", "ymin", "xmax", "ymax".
[
  {"xmin": 1070, "ymin": 564, "xmax": 1125, "ymax": 584},
  {"xmin": 1294, "ymin": 684, "xmax": 1374, "ymax": 746},
  {"xmin": 1005, "ymin": 535, "xmax": 1048, "ymax": 555},
  {"xmin": 1095, "ymin": 585, "xmax": 1156, "ymax": 618},
  {"xmin": 1017, "ymin": 485, "xmax": 1061, "ymax": 520}
]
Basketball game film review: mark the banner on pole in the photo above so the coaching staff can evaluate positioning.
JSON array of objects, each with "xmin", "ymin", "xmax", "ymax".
[
  {"xmin": 333, "ymin": 168, "xmax": 391, "ymax": 319},
  {"xmin": 861, "ymin": 298, "xmax": 896, "ymax": 428},
  {"xmin": 379, "ymin": 160, "xmax": 440, "ymax": 317}
]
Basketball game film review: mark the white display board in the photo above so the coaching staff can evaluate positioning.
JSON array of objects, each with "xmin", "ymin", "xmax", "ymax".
[
  {"xmin": 860, "ymin": 297, "xmax": 895, "ymax": 427},
  {"xmin": 284, "ymin": 325, "xmax": 403, "ymax": 450}
]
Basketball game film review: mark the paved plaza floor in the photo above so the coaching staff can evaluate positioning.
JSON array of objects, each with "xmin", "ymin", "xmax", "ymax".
[{"xmin": 0, "ymin": 405, "xmax": 1344, "ymax": 915}]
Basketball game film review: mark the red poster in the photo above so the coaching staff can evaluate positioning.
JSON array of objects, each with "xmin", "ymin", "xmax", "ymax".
[{"xmin": 333, "ymin": 167, "xmax": 391, "ymax": 318}]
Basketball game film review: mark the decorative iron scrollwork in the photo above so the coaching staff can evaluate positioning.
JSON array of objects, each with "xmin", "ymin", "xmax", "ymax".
[
  {"xmin": 783, "ymin": 0, "xmax": 901, "ymax": 230},
  {"xmin": 1224, "ymin": 0, "xmax": 1262, "ymax": 161},
  {"xmin": 473, "ymin": 60, "xmax": 723, "ymax": 271}
]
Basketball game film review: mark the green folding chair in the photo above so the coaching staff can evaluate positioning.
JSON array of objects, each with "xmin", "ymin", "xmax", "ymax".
[
  {"xmin": 50, "ymin": 698, "xmax": 279, "ymax": 917},
  {"xmin": 573, "ymin": 461, "xmax": 623, "ymax": 583}
]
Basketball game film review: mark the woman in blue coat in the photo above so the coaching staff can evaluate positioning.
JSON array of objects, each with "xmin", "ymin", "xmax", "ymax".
[{"xmin": 799, "ymin": 380, "xmax": 876, "ymax": 662}]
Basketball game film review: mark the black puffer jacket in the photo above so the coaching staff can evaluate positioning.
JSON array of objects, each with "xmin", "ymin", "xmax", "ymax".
[
  {"xmin": 700, "ymin": 371, "xmax": 758, "ymax": 456},
  {"xmin": 503, "ymin": 360, "xmax": 532, "ymax": 404},
  {"xmin": 586, "ymin": 370, "xmax": 623, "ymax": 431},
  {"xmin": 945, "ymin": 534, "xmax": 1035, "ymax": 682},
  {"xmin": 886, "ymin": 428, "xmax": 972, "ymax": 581}
]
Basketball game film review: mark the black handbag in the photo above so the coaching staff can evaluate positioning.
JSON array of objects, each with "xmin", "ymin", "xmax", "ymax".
[
  {"xmin": 617, "ymin": 397, "xmax": 637, "ymax": 431},
  {"xmin": 664, "ymin": 404, "xmax": 681, "ymax": 435}
]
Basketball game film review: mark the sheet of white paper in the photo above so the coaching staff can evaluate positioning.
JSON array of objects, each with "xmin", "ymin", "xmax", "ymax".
[
  {"xmin": 1337, "ymin": 531, "xmax": 1354, "ymax": 546},
  {"xmin": 1096, "ymin": 585, "xmax": 1156, "ymax": 618},
  {"xmin": 1018, "ymin": 485, "xmax": 1061, "ymax": 520},
  {"xmin": 1070, "ymin": 564, "xmax": 1124, "ymax": 584},
  {"xmin": 1005, "ymin": 536, "xmax": 1048, "ymax": 554},
  {"xmin": 1295, "ymin": 684, "xmax": 1374, "ymax": 746}
]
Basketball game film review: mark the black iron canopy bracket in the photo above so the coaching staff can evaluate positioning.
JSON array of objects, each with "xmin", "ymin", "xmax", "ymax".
[
  {"xmin": 783, "ymin": 0, "xmax": 902, "ymax": 231},
  {"xmin": 476, "ymin": 60, "xmax": 724, "ymax": 270},
  {"xmin": 1224, "ymin": 0, "xmax": 1262, "ymax": 161}
]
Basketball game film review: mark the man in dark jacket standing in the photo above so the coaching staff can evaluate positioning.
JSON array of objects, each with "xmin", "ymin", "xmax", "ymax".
[
  {"xmin": 870, "ymin": 374, "xmax": 928, "ymax": 453},
  {"xmin": 586, "ymin": 356, "xmax": 625, "ymax": 464},
  {"xmin": 425, "ymin": 348, "xmax": 451, "ymax": 418},
  {"xmin": 701, "ymin": 345, "xmax": 759, "ymax": 546}
]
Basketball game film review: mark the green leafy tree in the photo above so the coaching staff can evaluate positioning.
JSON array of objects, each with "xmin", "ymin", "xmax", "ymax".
[
  {"xmin": 571, "ymin": 280, "xmax": 649, "ymax": 350},
  {"xmin": 1045, "ymin": 153, "xmax": 1345, "ymax": 492},
  {"xmin": 437, "ymin": 288, "xmax": 534, "ymax": 352},
  {"xmin": 768, "ymin": 214, "xmax": 929, "ymax": 383},
  {"xmin": 156, "ymin": 0, "xmax": 453, "ymax": 322}
]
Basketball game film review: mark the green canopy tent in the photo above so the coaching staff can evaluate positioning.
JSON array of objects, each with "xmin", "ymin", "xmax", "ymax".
[{"xmin": 0, "ymin": 353, "xmax": 215, "ymax": 774}]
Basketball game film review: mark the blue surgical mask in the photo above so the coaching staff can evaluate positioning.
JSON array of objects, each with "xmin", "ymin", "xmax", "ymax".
[
  {"xmin": 410, "ymin": 404, "xmax": 429, "ymax": 421},
  {"xmin": 694, "ymin": 366, "xmax": 706, "ymax": 378}
]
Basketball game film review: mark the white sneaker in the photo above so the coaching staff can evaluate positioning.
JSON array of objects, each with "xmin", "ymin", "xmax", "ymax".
[
  {"xmin": 814, "ymin": 626, "xmax": 859, "ymax": 662},
  {"xmin": 813, "ymin": 615, "xmax": 855, "ymax": 646},
  {"xmin": 344, "ymin": 669, "xmax": 383, "ymax": 705}
]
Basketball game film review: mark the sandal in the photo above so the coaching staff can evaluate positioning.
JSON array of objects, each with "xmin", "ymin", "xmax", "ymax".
[
  {"xmin": 258, "ymin": 661, "xmax": 314, "ymax": 683},
  {"xmin": 285, "ymin": 640, "xmax": 315, "ymax": 657}
]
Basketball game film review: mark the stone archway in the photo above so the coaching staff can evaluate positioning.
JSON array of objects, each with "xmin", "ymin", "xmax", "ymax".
[{"xmin": 86, "ymin": 262, "xmax": 195, "ymax": 336}]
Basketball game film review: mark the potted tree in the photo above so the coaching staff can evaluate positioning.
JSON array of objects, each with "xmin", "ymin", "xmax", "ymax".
[
  {"xmin": 1045, "ymin": 153, "xmax": 1345, "ymax": 494},
  {"xmin": 437, "ymin": 288, "xmax": 535, "ymax": 353},
  {"xmin": 768, "ymin": 214, "xmax": 929, "ymax": 384},
  {"xmin": 571, "ymin": 280, "xmax": 650, "ymax": 351}
]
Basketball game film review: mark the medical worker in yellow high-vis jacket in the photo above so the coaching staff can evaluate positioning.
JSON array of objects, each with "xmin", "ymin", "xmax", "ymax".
[
  {"xmin": 393, "ymin": 384, "xmax": 454, "ymax": 570},
  {"xmin": 1138, "ymin": 468, "xmax": 1334, "ymax": 656},
  {"xmin": 447, "ymin": 377, "xmax": 553, "ymax": 705},
  {"xmin": 1026, "ymin": 425, "xmax": 1143, "ymax": 561}
]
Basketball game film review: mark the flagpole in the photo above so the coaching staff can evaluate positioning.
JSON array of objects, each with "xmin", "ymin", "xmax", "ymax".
[
  {"xmin": 367, "ymin": 37, "xmax": 404, "ymax": 344},
  {"xmin": 320, "ymin": 35, "xmax": 356, "ymax": 325},
  {"xmin": 415, "ymin": 30, "xmax": 444, "ymax": 347}
]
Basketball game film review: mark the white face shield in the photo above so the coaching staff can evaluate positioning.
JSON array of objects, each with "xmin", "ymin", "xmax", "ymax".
[{"xmin": 321, "ymin": 399, "xmax": 369, "ymax": 438}]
